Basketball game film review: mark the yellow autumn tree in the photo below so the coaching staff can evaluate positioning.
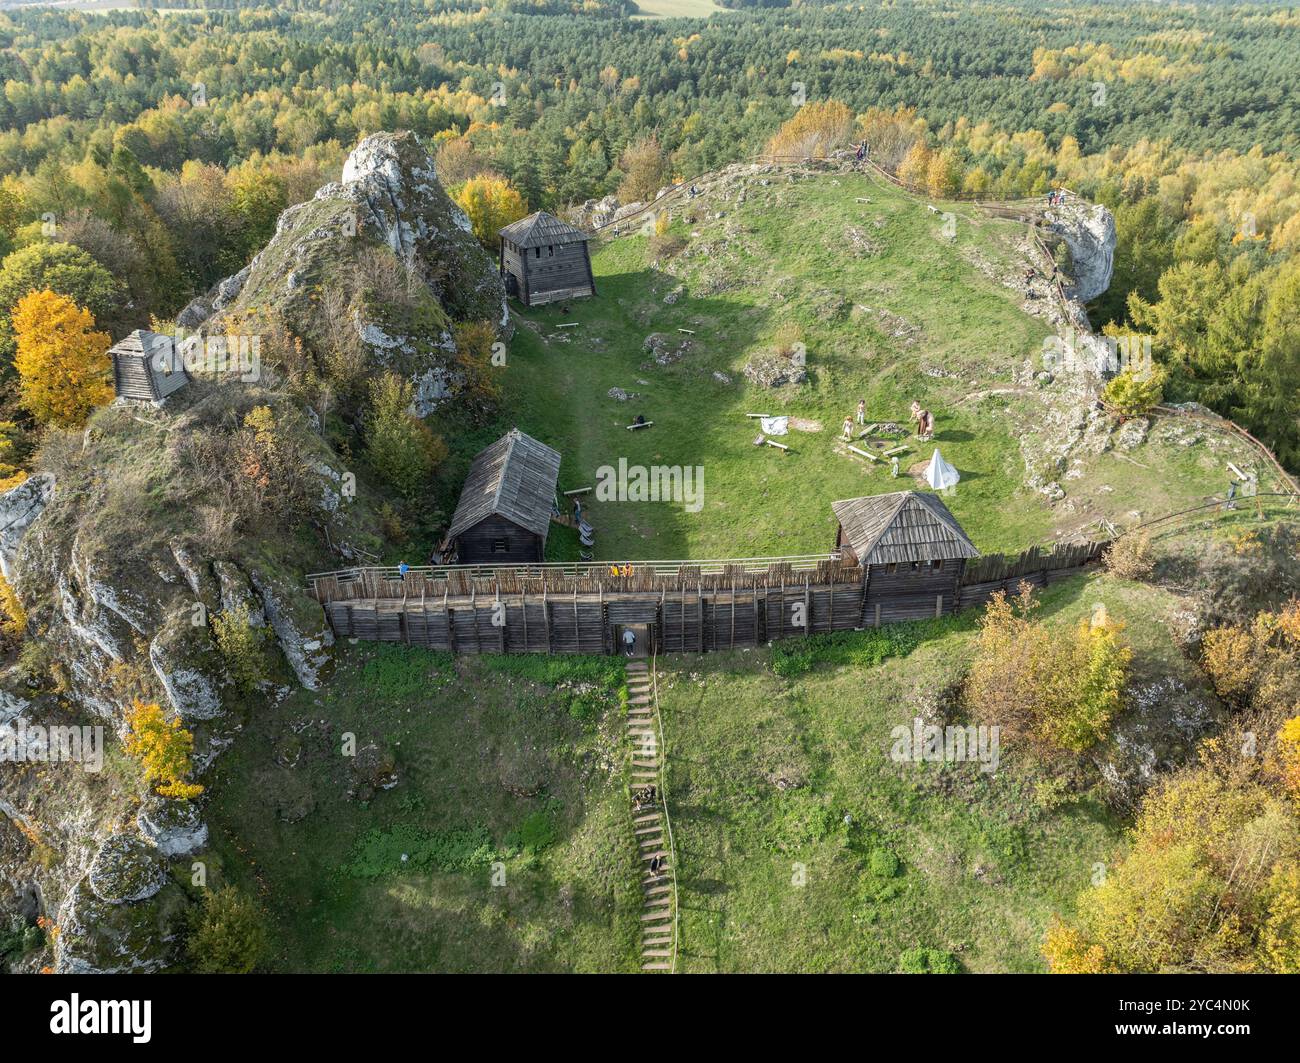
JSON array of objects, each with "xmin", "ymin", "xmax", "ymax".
[
  {"xmin": 1276, "ymin": 716, "xmax": 1300, "ymax": 804},
  {"xmin": 454, "ymin": 175, "xmax": 528, "ymax": 250},
  {"xmin": 0, "ymin": 571, "xmax": 26, "ymax": 642},
  {"xmin": 765, "ymin": 100, "xmax": 856, "ymax": 159},
  {"xmin": 11, "ymin": 289, "xmax": 112, "ymax": 428},
  {"xmin": 0, "ymin": 420, "xmax": 25, "ymax": 492},
  {"xmin": 124, "ymin": 698, "xmax": 204, "ymax": 801}
]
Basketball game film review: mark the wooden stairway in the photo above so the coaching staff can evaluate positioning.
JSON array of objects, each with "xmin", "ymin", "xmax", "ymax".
[{"xmin": 626, "ymin": 658, "xmax": 675, "ymax": 972}]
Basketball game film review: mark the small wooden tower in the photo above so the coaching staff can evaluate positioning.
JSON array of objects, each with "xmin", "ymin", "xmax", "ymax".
[
  {"xmin": 498, "ymin": 211, "xmax": 596, "ymax": 307},
  {"xmin": 444, "ymin": 428, "xmax": 562, "ymax": 564},
  {"xmin": 110, "ymin": 330, "xmax": 189, "ymax": 403},
  {"xmin": 832, "ymin": 491, "xmax": 980, "ymax": 622}
]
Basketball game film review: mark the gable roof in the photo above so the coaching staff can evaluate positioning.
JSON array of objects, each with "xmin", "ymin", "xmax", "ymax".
[
  {"xmin": 831, "ymin": 491, "xmax": 979, "ymax": 565},
  {"xmin": 447, "ymin": 428, "xmax": 562, "ymax": 544},
  {"xmin": 499, "ymin": 210, "xmax": 590, "ymax": 249}
]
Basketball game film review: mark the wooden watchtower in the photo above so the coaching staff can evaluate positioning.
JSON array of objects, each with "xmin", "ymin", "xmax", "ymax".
[
  {"xmin": 110, "ymin": 329, "xmax": 189, "ymax": 403},
  {"xmin": 498, "ymin": 211, "xmax": 596, "ymax": 307}
]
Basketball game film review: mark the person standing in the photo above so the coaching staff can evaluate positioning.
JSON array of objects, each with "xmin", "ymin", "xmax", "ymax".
[
  {"xmin": 856, "ymin": 398, "xmax": 867, "ymax": 425},
  {"xmin": 842, "ymin": 416, "xmax": 854, "ymax": 441}
]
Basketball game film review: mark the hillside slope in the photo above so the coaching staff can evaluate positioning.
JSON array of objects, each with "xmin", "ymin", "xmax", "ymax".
[{"xmin": 0, "ymin": 132, "xmax": 507, "ymax": 972}]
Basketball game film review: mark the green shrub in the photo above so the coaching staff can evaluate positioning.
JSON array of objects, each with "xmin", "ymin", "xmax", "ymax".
[
  {"xmin": 504, "ymin": 804, "xmax": 560, "ymax": 854},
  {"xmin": 211, "ymin": 603, "xmax": 270, "ymax": 693},
  {"xmin": 1102, "ymin": 363, "xmax": 1168, "ymax": 417},
  {"xmin": 360, "ymin": 644, "xmax": 453, "ymax": 700},
  {"xmin": 771, "ymin": 614, "xmax": 971, "ymax": 678},
  {"xmin": 898, "ymin": 946, "xmax": 962, "ymax": 973},
  {"xmin": 346, "ymin": 824, "xmax": 498, "ymax": 878},
  {"xmin": 365, "ymin": 373, "xmax": 447, "ymax": 499},
  {"xmin": 187, "ymin": 886, "xmax": 269, "ymax": 974},
  {"xmin": 867, "ymin": 848, "xmax": 902, "ymax": 878}
]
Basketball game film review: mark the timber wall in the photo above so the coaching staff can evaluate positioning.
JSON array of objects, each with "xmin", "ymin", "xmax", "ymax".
[{"xmin": 310, "ymin": 541, "xmax": 1106, "ymax": 656}]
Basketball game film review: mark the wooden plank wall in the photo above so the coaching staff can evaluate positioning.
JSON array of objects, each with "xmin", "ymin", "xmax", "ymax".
[
  {"xmin": 325, "ymin": 581, "xmax": 869, "ymax": 656},
  {"xmin": 315, "ymin": 543, "xmax": 1105, "ymax": 656}
]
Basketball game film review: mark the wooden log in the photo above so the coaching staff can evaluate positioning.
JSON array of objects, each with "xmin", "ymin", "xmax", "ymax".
[
  {"xmin": 627, "ymin": 421, "xmax": 654, "ymax": 430},
  {"xmin": 847, "ymin": 444, "xmax": 878, "ymax": 461},
  {"xmin": 766, "ymin": 439, "xmax": 789, "ymax": 451}
]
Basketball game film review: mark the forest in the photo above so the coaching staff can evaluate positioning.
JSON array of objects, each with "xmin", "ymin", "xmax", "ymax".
[{"xmin": 0, "ymin": 0, "xmax": 1296, "ymax": 457}]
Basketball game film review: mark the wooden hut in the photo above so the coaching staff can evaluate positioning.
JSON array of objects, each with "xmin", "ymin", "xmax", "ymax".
[
  {"xmin": 444, "ymin": 428, "xmax": 561, "ymax": 564},
  {"xmin": 110, "ymin": 329, "xmax": 189, "ymax": 403},
  {"xmin": 832, "ymin": 491, "xmax": 980, "ymax": 623},
  {"xmin": 498, "ymin": 211, "xmax": 596, "ymax": 307}
]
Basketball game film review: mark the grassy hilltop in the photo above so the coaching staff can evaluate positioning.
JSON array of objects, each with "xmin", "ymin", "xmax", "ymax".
[
  {"xmin": 205, "ymin": 164, "xmax": 1293, "ymax": 973},
  {"xmin": 493, "ymin": 163, "xmax": 1278, "ymax": 561}
]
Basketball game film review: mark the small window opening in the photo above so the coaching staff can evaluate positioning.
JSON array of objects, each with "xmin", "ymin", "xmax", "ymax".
[{"xmin": 491, "ymin": 538, "xmax": 510, "ymax": 554}]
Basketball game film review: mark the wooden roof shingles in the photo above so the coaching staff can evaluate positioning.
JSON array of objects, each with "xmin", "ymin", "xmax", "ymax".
[
  {"xmin": 109, "ymin": 329, "xmax": 175, "ymax": 362},
  {"xmin": 499, "ymin": 210, "xmax": 590, "ymax": 249},
  {"xmin": 447, "ymin": 428, "xmax": 562, "ymax": 544},
  {"xmin": 832, "ymin": 491, "xmax": 979, "ymax": 565}
]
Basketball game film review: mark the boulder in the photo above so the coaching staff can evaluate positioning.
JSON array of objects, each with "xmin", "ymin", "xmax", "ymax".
[
  {"xmin": 743, "ymin": 352, "xmax": 807, "ymax": 389},
  {"xmin": 136, "ymin": 797, "xmax": 209, "ymax": 859},
  {"xmin": 0, "ymin": 474, "xmax": 54, "ymax": 581},
  {"xmin": 1048, "ymin": 202, "xmax": 1116, "ymax": 303}
]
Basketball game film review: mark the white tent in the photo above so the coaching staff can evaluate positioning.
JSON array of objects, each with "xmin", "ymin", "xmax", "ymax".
[{"xmin": 925, "ymin": 448, "xmax": 960, "ymax": 490}]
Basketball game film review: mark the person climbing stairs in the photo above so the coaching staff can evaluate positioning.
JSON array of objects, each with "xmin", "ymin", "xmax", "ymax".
[{"xmin": 626, "ymin": 659, "xmax": 675, "ymax": 971}]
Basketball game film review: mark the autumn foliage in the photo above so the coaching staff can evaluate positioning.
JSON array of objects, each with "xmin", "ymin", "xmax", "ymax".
[
  {"xmin": 965, "ymin": 585, "xmax": 1132, "ymax": 755},
  {"xmin": 765, "ymin": 100, "xmax": 856, "ymax": 160},
  {"xmin": 124, "ymin": 698, "xmax": 204, "ymax": 801},
  {"xmin": 453, "ymin": 175, "xmax": 528, "ymax": 250},
  {"xmin": 11, "ymin": 289, "xmax": 111, "ymax": 427}
]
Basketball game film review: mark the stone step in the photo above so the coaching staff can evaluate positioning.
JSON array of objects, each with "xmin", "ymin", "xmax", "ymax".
[
  {"xmin": 641, "ymin": 850, "xmax": 669, "ymax": 861},
  {"xmin": 635, "ymin": 824, "xmax": 662, "ymax": 835},
  {"xmin": 632, "ymin": 760, "xmax": 659, "ymax": 769},
  {"xmin": 634, "ymin": 813, "xmax": 659, "ymax": 825},
  {"xmin": 644, "ymin": 885, "xmax": 670, "ymax": 897},
  {"xmin": 640, "ymin": 837, "xmax": 664, "ymax": 849},
  {"xmin": 642, "ymin": 949, "xmax": 672, "ymax": 958},
  {"xmin": 640, "ymin": 910, "xmax": 672, "ymax": 922},
  {"xmin": 642, "ymin": 963, "xmax": 671, "ymax": 971}
]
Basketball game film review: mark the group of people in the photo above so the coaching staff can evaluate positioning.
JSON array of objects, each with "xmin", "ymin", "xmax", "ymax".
[
  {"xmin": 841, "ymin": 398, "xmax": 933, "ymax": 442},
  {"xmin": 1046, "ymin": 188, "xmax": 1066, "ymax": 207},
  {"xmin": 634, "ymin": 784, "xmax": 657, "ymax": 811}
]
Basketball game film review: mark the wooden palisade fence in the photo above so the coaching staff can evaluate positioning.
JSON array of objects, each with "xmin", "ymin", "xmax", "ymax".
[{"xmin": 309, "ymin": 541, "xmax": 1106, "ymax": 656}]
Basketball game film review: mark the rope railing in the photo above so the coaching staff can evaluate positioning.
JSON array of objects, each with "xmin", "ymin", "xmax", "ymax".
[{"xmin": 648, "ymin": 648, "xmax": 680, "ymax": 974}]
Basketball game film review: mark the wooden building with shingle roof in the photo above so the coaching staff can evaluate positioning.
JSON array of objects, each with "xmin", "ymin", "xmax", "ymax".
[
  {"xmin": 832, "ymin": 491, "xmax": 979, "ymax": 624},
  {"xmin": 110, "ymin": 329, "xmax": 189, "ymax": 403},
  {"xmin": 498, "ymin": 211, "xmax": 595, "ymax": 307},
  {"xmin": 444, "ymin": 428, "xmax": 561, "ymax": 564}
]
